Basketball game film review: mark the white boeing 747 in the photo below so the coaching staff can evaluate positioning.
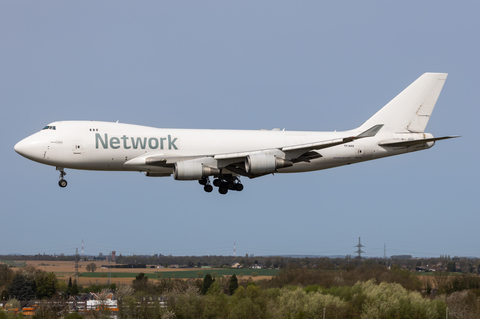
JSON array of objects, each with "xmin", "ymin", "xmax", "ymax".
[{"xmin": 15, "ymin": 73, "xmax": 458, "ymax": 194}]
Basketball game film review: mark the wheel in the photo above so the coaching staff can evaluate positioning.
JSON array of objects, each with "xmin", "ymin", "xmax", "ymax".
[
  {"xmin": 213, "ymin": 179, "xmax": 221, "ymax": 187},
  {"xmin": 204, "ymin": 185, "xmax": 213, "ymax": 193},
  {"xmin": 235, "ymin": 183, "xmax": 244, "ymax": 191},
  {"xmin": 228, "ymin": 183, "xmax": 236, "ymax": 190},
  {"xmin": 199, "ymin": 178, "xmax": 207, "ymax": 186},
  {"xmin": 58, "ymin": 179, "xmax": 67, "ymax": 188},
  {"xmin": 218, "ymin": 187, "xmax": 228, "ymax": 195}
]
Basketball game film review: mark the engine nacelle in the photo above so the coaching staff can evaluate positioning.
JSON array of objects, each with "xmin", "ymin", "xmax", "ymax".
[
  {"xmin": 245, "ymin": 153, "xmax": 293, "ymax": 175},
  {"xmin": 173, "ymin": 161, "xmax": 220, "ymax": 180}
]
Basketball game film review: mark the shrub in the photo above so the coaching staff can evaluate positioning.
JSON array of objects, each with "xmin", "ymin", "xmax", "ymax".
[{"xmin": 358, "ymin": 279, "xmax": 446, "ymax": 319}]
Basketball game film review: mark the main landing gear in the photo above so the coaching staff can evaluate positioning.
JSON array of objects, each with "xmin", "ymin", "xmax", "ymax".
[
  {"xmin": 199, "ymin": 175, "xmax": 243, "ymax": 195},
  {"xmin": 198, "ymin": 177, "xmax": 213, "ymax": 193},
  {"xmin": 56, "ymin": 167, "xmax": 67, "ymax": 188}
]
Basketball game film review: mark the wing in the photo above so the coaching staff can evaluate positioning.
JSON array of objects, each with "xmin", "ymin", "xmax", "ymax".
[{"xmin": 123, "ymin": 125, "xmax": 383, "ymax": 178}]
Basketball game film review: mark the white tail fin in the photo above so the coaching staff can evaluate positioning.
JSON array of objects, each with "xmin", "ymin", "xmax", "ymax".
[{"xmin": 358, "ymin": 73, "xmax": 447, "ymax": 133}]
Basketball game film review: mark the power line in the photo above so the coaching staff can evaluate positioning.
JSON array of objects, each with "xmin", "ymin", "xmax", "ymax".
[
  {"xmin": 74, "ymin": 248, "xmax": 79, "ymax": 283},
  {"xmin": 354, "ymin": 237, "xmax": 365, "ymax": 259}
]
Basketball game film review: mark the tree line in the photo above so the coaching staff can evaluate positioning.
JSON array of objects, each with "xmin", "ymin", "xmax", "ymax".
[{"xmin": 3, "ymin": 262, "xmax": 480, "ymax": 318}]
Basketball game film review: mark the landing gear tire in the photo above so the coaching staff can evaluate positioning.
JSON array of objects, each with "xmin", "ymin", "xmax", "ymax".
[
  {"xmin": 235, "ymin": 183, "xmax": 244, "ymax": 191},
  {"xmin": 213, "ymin": 179, "xmax": 221, "ymax": 187},
  {"xmin": 219, "ymin": 187, "xmax": 228, "ymax": 195},
  {"xmin": 199, "ymin": 178, "xmax": 207, "ymax": 186},
  {"xmin": 56, "ymin": 167, "xmax": 67, "ymax": 188},
  {"xmin": 204, "ymin": 185, "xmax": 213, "ymax": 193}
]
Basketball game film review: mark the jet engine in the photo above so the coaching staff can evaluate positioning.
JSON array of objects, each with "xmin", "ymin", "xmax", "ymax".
[
  {"xmin": 173, "ymin": 160, "xmax": 220, "ymax": 180},
  {"xmin": 245, "ymin": 153, "xmax": 293, "ymax": 175}
]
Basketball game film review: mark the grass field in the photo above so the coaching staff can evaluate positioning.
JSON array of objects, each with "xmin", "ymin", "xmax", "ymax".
[
  {"xmin": 0, "ymin": 260, "xmax": 26, "ymax": 267},
  {"xmin": 81, "ymin": 268, "xmax": 279, "ymax": 279},
  {"xmin": 14, "ymin": 261, "xmax": 278, "ymax": 285}
]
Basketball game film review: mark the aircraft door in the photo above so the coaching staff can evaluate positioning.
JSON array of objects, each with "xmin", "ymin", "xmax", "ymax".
[
  {"xmin": 354, "ymin": 145, "xmax": 364, "ymax": 159},
  {"xmin": 73, "ymin": 140, "xmax": 82, "ymax": 155}
]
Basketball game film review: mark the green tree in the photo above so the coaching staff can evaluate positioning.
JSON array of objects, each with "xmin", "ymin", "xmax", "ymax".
[
  {"xmin": 8, "ymin": 273, "xmax": 36, "ymax": 300},
  {"xmin": 86, "ymin": 263, "xmax": 97, "ymax": 273},
  {"xmin": 65, "ymin": 277, "xmax": 72, "ymax": 296},
  {"xmin": 229, "ymin": 274, "xmax": 239, "ymax": 295},
  {"xmin": 36, "ymin": 272, "xmax": 57, "ymax": 299},
  {"xmin": 132, "ymin": 273, "xmax": 149, "ymax": 292},
  {"xmin": 201, "ymin": 273, "xmax": 214, "ymax": 295},
  {"xmin": 70, "ymin": 280, "xmax": 79, "ymax": 296},
  {"xmin": 56, "ymin": 280, "xmax": 67, "ymax": 295},
  {"xmin": 205, "ymin": 281, "xmax": 228, "ymax": 318},
  {"xmin": 0, "ymin": 265, "xmax": 14, "ymax": 290},
  {"xmin": 447, "ymin": 261, "xmax": 456, "ymax": 272}
]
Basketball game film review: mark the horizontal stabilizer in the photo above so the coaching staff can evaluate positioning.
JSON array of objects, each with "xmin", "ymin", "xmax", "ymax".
[{"xmin": 379, "ymin": 136, "xmax": 460, "ymax": 147}]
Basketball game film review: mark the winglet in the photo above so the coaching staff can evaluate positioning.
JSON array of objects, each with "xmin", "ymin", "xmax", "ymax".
[{"xmin": 356, "ymin": 124, "xmax": 384, "ymax": 139}]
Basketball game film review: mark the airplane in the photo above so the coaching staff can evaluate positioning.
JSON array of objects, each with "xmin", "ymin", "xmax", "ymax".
[{"xmin": 14, "ymin": 73, "xmax": 458, "ymax": 194}]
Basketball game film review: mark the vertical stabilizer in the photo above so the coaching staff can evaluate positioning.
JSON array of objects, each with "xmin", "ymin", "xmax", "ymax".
[{"xmin": 358, "ymin": 73, "xmax": 447, "ymax": 133}]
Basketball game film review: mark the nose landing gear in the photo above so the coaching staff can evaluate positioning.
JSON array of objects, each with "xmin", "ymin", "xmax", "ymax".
[{"xmin": 56, "ymin": 167, "xmax": 67, "ymax": 188}]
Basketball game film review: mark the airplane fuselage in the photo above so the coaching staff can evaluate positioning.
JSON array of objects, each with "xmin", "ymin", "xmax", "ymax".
[{"xmin": 15, "ymin": 120, "xmax": 433, "ymax": 175}]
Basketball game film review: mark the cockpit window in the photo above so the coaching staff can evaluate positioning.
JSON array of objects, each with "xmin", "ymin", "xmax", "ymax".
[{"xmin": 42, "ymin": 126, "xmax": 56, "ymax": 130}]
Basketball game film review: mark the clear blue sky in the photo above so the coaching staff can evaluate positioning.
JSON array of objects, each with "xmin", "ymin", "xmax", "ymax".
[{"xmin": 1, "ymin": 1, "xmax": 478, "ymax": 258}]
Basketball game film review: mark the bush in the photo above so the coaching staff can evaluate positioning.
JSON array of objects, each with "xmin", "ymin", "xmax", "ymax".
[
  {"xmin": 446, "ymin": 290, "xmax": 480, "ymax": 319},
  {"xmin": 436, "ymin": 274, "xmax": 480, "ymax": 294},
  {"xmin": 358, "ymin": 280, "xmax": 446, "ymax": 319},
  {"xmin": 263, "ymin": 264, "xmax": 421, "ymax": 291},
  {"xmin": 270, "ymin": 287, "xmax": 347, "ymax": 319}
]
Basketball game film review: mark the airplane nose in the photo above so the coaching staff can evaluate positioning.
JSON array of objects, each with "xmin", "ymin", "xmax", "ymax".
[
  {"xmin": 14, "ymin": 135, "xmax": 46, "ymax": 161},
  {"xmin": 14, "ymin": 139, "xmax": 26, "ymax": 156},
  {"xmin": 14, "ymin": 140, "xmax": 26, "ymax": 155}
]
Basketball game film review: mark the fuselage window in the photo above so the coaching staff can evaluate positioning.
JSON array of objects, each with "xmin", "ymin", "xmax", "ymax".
[{"xmin": 42, "ymin": 126, "xmax": 56, "ymax": 130}]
